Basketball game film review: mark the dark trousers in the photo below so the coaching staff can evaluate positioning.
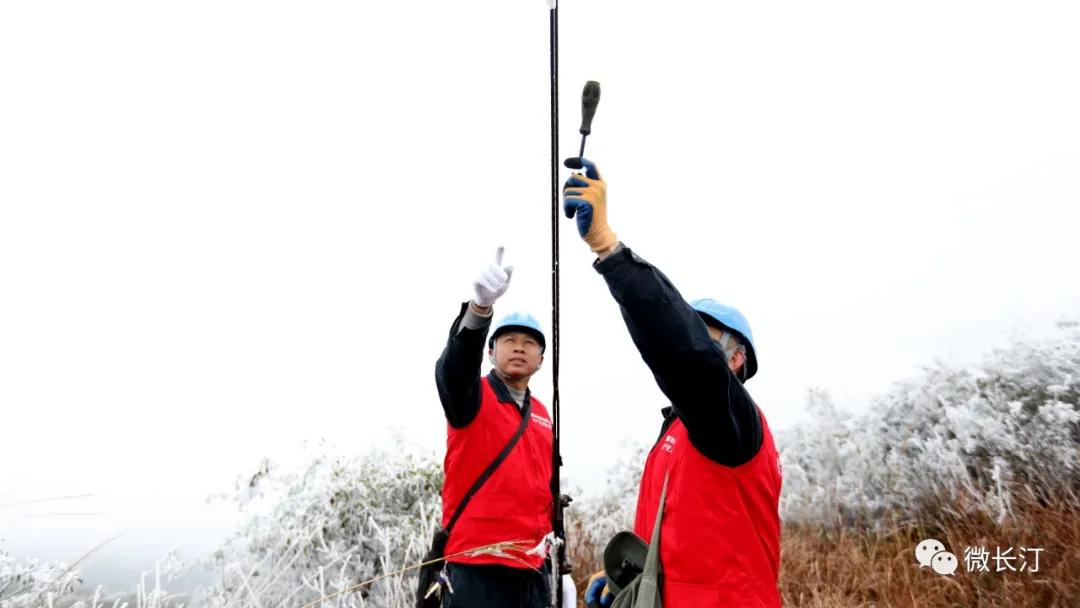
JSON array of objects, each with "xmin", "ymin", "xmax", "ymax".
[{"xmin": 443, "ymin": 562, "xmax": 550, "ymax": 608}]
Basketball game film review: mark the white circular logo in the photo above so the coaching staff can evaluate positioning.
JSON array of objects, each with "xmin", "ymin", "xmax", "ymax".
[
  {"xmin": 915, "ymin": 538, "xmax": 945, "ymax": 568},
  {"xmin": 932, "ymin": 551, "xmax": 959, "ymax": 576}
]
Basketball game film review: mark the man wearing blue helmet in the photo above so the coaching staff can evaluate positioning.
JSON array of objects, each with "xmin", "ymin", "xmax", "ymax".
[
  {"xmin": 427, "ymin": 246, "xmax": 557, "ymax": 608},
  {"xmin": 564, "ymin": 159, "xmax": 782, "ymax": 608}
]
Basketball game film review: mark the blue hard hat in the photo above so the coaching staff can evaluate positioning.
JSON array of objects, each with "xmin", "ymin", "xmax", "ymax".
[
  {"xmin": 690, "ymin": 298, "xmax": 758, "ymax": 380},
  {"xmin": 489, "ymin": 311, "xmax": 546, "ymax": 353}
]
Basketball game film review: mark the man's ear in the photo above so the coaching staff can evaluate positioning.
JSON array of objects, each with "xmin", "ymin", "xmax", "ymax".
[
  {"xmin": 536, "ymin": 354, "xmax": 544, "ymax": 371},
  {"xmin": 488, "ymin": 346, "xmax": 497, "ymax": 366},
  {"xmin": 732, "ymin": 349, "xmax": 747, "ymax": 376}
]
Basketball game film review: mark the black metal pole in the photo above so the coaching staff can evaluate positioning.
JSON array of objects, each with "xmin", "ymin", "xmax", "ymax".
[{"xmin": 549, "ymin": 2, "xmax": 566, "ymax": 607}]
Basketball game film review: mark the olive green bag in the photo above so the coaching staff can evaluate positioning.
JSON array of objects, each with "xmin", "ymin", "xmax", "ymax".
[{"xmin": 608, "ymin": 474, "xmax": 668, "ymax": 608}]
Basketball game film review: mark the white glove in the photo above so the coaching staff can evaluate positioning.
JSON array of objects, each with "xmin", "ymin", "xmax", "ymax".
[{"xmin": 472, "ymin": 246, "xmax": 513, "ymax": 309}]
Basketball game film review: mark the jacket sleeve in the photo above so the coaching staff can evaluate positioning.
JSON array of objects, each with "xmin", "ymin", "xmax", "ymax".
[
  {"xmin": 434, "ymin": 302, "xmax": 491, "ymax": 429},
  {"xmin": 594, "ymin": 244, "xmax": 762, "ymax": 467}
]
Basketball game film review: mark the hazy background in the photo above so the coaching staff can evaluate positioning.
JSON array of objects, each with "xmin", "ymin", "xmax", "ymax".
[{"xmin": 2, "ymin": 0, "xmax": 1078, "ymax": 591}]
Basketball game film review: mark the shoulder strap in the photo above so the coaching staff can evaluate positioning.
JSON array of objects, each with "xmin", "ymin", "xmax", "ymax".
[
  {"xmin": 628, "ymin": 472, "xmax": 668, "ymax": 608},
  {"xmin": 446, "ymin": 400, "xmax": 533, "ymax": 533}
]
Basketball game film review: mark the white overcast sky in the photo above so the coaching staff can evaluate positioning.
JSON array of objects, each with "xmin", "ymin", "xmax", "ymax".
[{"xmin": 2, "ymin": 0, "xmax": 1079, "ymax": 589}]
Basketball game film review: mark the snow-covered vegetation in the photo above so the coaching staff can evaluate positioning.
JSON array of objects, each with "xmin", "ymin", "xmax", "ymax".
[
  {"xmin": 778, "ymin": 320, "xmax": 1080, "ymax": 527},
  {"xmin": 564, "ymin": 443, "xmax": 643, "ymax": 577},
  {"xmin": 14, "ymin": 321, "xmax": 1080, "ymax": 606},
  {"xmin": 197, "ymin": 444, "xmax": 442, "ymax": 608},
  {"xmin": 775, "ymin": 321, "xmax": 1080, "ymax": 606},
  {"xmin": 0, "ymin": 547, "xmax": 81, "ymax": 607}
]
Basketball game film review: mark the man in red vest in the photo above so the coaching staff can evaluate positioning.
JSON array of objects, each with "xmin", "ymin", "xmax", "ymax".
[
  {"xmin": 563, "ymin": 159, "xmax": 783, "ymax": 608},
  {"xmin": 434, "ymin": 246, "xmax": 556, "ymax": 608}
]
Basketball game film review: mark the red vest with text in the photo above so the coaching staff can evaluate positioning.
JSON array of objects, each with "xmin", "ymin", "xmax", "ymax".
[
  {"xmin": 442, "ymin": 377, "xmax": 554, "ymax": 569},
  {"xmin": 635, "ymin": 410, "xmax": 783, "ymax": 607}
]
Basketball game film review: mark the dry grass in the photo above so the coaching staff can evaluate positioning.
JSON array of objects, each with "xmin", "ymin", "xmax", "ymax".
[
  {"xmin": 781, "ymin": 493, "xmax": 1079, "ymax": 607},
  {"xmin": 568, "ymin": 494, "xmax": 1079, "ymax": 607}
]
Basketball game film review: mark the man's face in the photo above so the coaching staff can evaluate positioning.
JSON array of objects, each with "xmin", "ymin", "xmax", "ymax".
[
  {"xmin": 490, "ymin": 331, "xmax": 544, "ymax": 380},
  {"xmin": 706, "ymin": 324, "xmax": 746, "ymax": 377}
]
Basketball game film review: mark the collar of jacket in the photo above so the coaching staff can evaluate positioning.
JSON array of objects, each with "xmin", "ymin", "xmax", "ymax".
[
  {"xmin": 655, "ymin": 406, "xmax": 679, "ymax": 442},
  {"xmin": 487, "ymin": 371, "xmax": 532, "ymax": 411}
]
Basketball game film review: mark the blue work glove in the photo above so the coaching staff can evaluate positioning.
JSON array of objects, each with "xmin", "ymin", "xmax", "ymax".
[
  {"xmin": 585, "ymin": 570, "xmax": 615, "ymax": 608},
  {"xmin": 563, "ymin": 157, "xmax": 617, "ymax": 254}
]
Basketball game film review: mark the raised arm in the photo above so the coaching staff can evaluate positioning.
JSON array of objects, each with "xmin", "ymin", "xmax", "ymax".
[
  {"xmin": 433, "ymin": 248, "xmax": 513, "ymax": 428},
  {"xmin": 563, "ymin": 159, "xmax": 761, "ymax": 466},
  {"xmin": 435, "ymin": 302, "xmax": 493, "ymax": 428}
]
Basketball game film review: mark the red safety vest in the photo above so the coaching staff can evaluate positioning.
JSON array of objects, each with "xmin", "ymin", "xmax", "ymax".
[
  {"xmin": 634, "ymin": 409, "xmax": 783, "ymax": 607},
  {"xmin": 442, "ymin": 376, "xmax": 554, "ymax": 569}
]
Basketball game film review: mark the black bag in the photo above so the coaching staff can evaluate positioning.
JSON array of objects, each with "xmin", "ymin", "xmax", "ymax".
[
  {"xmin": 415, "ymin": 400, "xmax": 533, "ymax": 608},
  {"xmin": 416, "ymin": 527, "xmax": 451, "ymax": 607}
]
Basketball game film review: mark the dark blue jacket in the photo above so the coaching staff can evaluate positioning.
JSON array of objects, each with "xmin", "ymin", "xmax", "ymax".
[{"xmin": 595, "ymin": 244, "xmax": 763, "ymax": 467}]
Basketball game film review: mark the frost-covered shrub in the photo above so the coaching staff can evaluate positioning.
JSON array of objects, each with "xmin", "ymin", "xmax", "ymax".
[
  {"xmin": 0, "ymin": 546, "xmax": 81, "ymax": 607},
  {"xmin": 201, "ymin": 444, "xmax": 443, "ymax": 608},
  {"xmin": 779, "ymin": 320, "xmax": 1080, "ymax": 525},
  {"xmin": 565, "ymin": 442, "xmax": 645, "ymax": 573},
  {"xmin": 67, "ymin": 557, "xmax": 190, "ymax": 608},
  {"xmin": 773, "ymin": 390, "xmax": 885, "ymax": 526}
]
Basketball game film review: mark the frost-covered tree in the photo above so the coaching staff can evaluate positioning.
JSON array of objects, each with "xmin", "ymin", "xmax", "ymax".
[
  {"xmin": 201, "ymin": 444, "xmax": 443, "ymax": 608},
  {"xmin": 778, "ymin": 320, "xmax": 1080, "ymax": 525},
  {"xmin": 0, "ymin": 546, "xmax": 81, "ymax": 607},
  {"xmin": 565, "ymin": 442, "xmax": 646, "ymax": 571}
]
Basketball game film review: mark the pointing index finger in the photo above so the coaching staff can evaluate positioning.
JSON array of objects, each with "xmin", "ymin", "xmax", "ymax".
[{"xmin": 495, "ymin": 245, "xmax": 505, "ymax": 267}]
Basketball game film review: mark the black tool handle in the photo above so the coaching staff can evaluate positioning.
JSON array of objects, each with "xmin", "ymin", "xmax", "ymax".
[{"xmin": 579, "ymin": 81, "xmax": 601, "ymax": 136}]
